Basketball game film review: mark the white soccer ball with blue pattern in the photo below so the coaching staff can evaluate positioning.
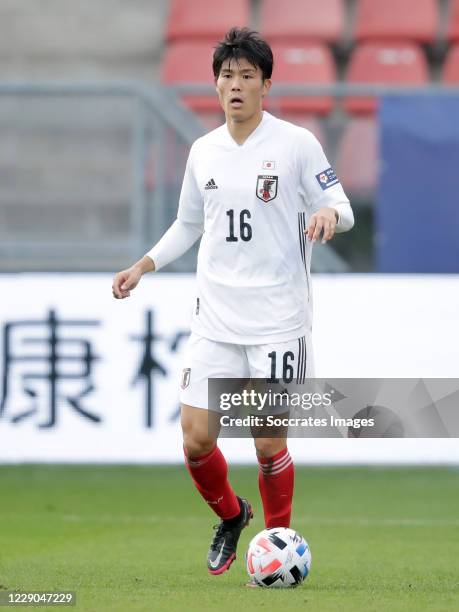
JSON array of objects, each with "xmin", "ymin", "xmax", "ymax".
[{"xmin": 246, "ymin": 527, "xmax": 311, "ymax": 588}]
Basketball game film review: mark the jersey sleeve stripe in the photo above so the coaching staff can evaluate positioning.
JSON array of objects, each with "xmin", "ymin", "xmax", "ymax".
[{"xmin": 298, "ymin": 212, "xmax": 306, "ymax": 269}]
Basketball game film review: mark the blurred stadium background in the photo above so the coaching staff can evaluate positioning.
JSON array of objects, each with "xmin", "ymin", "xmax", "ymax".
[
  {"xmin": 1, "ymin": 2, "xmax": 459, "ymax": 610},
  {"xmin": 1, "ymin": 0, "xmax": 458, "ymax": 274}
]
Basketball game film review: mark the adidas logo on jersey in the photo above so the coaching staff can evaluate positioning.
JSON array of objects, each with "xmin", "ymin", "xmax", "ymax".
[{"xmin": 205, "ymin": 178, "xmax": 218, "ymax": 190}]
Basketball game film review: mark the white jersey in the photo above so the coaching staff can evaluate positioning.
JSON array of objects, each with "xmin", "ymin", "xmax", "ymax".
[{"xmin": 177, "ymin": 111, "xmax": 352, "ymax": 345}]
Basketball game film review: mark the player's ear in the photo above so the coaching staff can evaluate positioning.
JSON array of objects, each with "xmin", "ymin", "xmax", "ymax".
[{"xmin": 262, "ymin": 79, "xmax": 272, "ymax": 97}]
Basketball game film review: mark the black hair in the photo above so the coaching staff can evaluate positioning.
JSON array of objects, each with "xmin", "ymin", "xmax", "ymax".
[{"xmin": 212, "ymin": 27, "xmax": 273, "ymax": 81}]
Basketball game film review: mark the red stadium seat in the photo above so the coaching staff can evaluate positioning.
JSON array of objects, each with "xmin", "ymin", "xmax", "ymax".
[
  {"xmin": 443, "ymin": 44, "xmax": 459, "ymax": 83},
  {"xmin": 162, "ymin": 42, "xmax": 220, "ymax": 112},
  {"xmin": 344, "ymin": 43, "xmax": 429, "ymax": 115},
  {"xmin": 267, "ymin": 43, "xmax": 336, "ymax": 115},
  {"xmin": 260, "ymin": 0, "xmax": 344, "ymax": 44},
  {"xmin": 355, "ymin": 0, "xmax": 438, "ymax": 44},
  {"xmin": 448, "ymin": 0, "xmax": 459, "ymax": 42},
  {"xmin": 336, "ymin": 118, "xmax": 378, "ymax": 198},
  {"xmin": 166, "ymin": 0, "xmax": 250, "ymax": 42}
]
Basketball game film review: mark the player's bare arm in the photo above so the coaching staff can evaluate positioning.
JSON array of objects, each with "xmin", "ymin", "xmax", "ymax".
[{"xmin": 112, "ymin": 255, "xmax": 155, "ymax": 299}]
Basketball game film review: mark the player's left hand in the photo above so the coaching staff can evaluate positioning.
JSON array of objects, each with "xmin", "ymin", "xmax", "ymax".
[{"xmin": 306, "ymin": 207, "xmax": 338, "ymax": 244}]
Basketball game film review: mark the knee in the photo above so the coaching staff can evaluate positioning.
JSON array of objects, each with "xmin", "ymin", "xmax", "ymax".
[
  {"xmin": 181, "ymin": 412, "xmax": 215, "ymax": 458},
  {"xmin": 183, "ymin": 432, "xmax": 215, "ymax": 458},
  {"xmin": 254, "ymin": 437, "xmax": 287, "ymax": 459}
]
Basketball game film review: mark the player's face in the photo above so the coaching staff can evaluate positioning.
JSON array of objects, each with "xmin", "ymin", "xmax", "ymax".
[{"xmin": 215, "ymin": 57, "xmax": 271, "ymax": 122}]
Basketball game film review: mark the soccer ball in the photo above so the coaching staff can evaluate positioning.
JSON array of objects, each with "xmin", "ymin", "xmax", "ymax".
[{"xmin": 246, "ymin": 527, "xmax": 311, "ymax": 588}]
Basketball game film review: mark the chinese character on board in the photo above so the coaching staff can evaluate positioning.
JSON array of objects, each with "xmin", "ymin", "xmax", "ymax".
[{"xmin": 0, "ymin": 310, "xmax": 100, "ymax": 428}]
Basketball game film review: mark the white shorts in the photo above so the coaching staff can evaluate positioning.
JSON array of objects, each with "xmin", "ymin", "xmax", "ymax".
[{"xmin": 179, "ymin": 332, "xmax": 315, "ymax": 410}]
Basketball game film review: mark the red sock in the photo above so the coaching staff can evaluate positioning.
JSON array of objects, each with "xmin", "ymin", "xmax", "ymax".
[
  {"xmin": 184, "ymin": 445, "xmax": 241, "ymax": 520},
  {"xmin": 258, "ymin": 447, "xmax": 294, "ymax": 528}
]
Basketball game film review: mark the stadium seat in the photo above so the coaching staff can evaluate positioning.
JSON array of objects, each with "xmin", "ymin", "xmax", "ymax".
[
  {"xmin": 336, "ymin": 118, "xmax": 378, "ymax": 198},
  {"xmin": 260, "ymin": 0, "xmax": 344, "ymax": 44},
  {"xmin": 267, "ymin": 43, "xmax": 336, "ymax": 115},
  {"xmin": 162, "ymin": 42, "xmax": 220, "ymax": 112},
  {"xmin": 443, "ymin": 44, "xmax": 459, "ymax": 83},
  {"xmin": 165, "ymin": 0, "xmax": 250, "ymax": 42},
  {"xmin": 354, "ymin": 0, "xmax": 438, "ymax": 44},
  {"xmin": 448, "ymin": 0, "xmax": 459, "ymax": 42},
  {"xmin": 344, "ymin": 42, "xmax": 429, "ymax": 114}
]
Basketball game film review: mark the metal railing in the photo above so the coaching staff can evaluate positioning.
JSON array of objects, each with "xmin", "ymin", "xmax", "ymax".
[
  {"xmin": 0, "ymin": 81, "xmax": 203, "ymax": 272},
  {"xmin": 1, "ymin": 82, "xmax": 457, "ymax": 273}
]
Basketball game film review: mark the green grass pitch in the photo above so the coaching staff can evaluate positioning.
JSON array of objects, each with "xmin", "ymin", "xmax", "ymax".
[{"xmin": 1, "ymin": 465, "xmax": 458, "ymax": 611}]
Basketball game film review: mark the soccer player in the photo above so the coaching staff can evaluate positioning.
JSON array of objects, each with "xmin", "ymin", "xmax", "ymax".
[{"xmin": 112, "ymin": 27, "xmax": 354, "ymax": 576}]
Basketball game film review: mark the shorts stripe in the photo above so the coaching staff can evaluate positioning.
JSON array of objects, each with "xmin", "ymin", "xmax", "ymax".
[
  {"xmin": 302, "ymin": 335, "xmax": 307, "ymax": 383},
  {"xmin": 296, "ymin": 337, "xmax": 302, "ymax": 384},
  {"xmin": 296, "ymin": 336, "xmax": 307, "ymax": 384}
]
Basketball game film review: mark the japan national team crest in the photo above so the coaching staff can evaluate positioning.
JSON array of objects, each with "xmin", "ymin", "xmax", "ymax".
[{"xmin": 256, "ymin": 175, "xmax": 278, "ymax": 203}]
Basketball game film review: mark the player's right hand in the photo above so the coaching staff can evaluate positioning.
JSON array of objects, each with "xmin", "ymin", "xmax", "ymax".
[{"xmin": 112, "ymin": 266, "xmax": 142, "ymax": 299}]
